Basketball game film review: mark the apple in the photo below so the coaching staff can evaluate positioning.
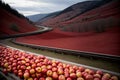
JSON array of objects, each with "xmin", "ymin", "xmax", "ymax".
[
  {"xmin": 27, "ymin": 77, "xmax": 33, "ymax": 80},
  {"xmin": 45, "ymin": 77, "xmax": 52, "ymax": 80},
  {"xmin": 39, "ymin": 77, "xmax": 45, "ymax": 80},
  {"xmin": 3, "ymin": 68, "xmax": 7, "ymax": 74},
  {"xmin": 66, "ymin": 77, "xmax": 72, "ymax": 80},
  {"xmin": 12, "ymin": 63, "xmax": 17, "ymax": 67},
  {"xmin": 47, "ymin": 65, "xmax": 52, "ymax": 70},
  {"xmin": 110, "ymin": 76, "xmax": 118, "ymax": 80},
  {"xmin": 79, "ymin": 67, "xmax": 85, "ymax": 72},
  {"xmin": 41, "ymin": 68, "xmax": 47, "ymax": 73},
  {"xmin": 47, "ymin": 70, "xmax": 53, "ymax": 76},
  {"xmin": 96, "ymin": 70, "xmax": 103, "ymax": 75},
  {"xmin": 70, "ymin": 73, "xmax": 76, "ymax": 79},
  {"xmin": 36, "ymin": 73, "xmax": 42, "ymax": 78},
  {"xmin": 93, "ymin": 73, "xmax": 101, "ymax": 78},
  {"xmin": 4, "ymin": 62, "xmax": 8, "ymax": 68},
  {"xmin": 85, "ymin": 74, "xmax": 93, "ymax": 80},
  {"xmin": 102, "ymin": 73, "xmax": 111, "ymax": 80},
  {"xmin": 52, "ymin": 72, "xmax": 58, "ymax": 79},
  {"xmin": 18, "ymin": 72, "xmax": 23, "ymax": 78},
  {"xmin": 52, "ymin": 63, "xmax": 57, "ymax": 67},
  {"xmin": 94, "ymin": 78, "xmax": 100, "ymax": 80},
  {"xmin": 34, "ymin": 78, "xmax": 38, "ymax": 80},
  {"xmin": 76, "ymin": 71, "xmax": 82, "ymax": 77},
  {"xmin": 73, "ymin": 65, "xmax": 78, "ymax": 70},
  {"xmin": 58, "ymin": 75, "xmax": 65, "ymax": 80},
  {"xmin": 52, "ymin": 67, "xmax": 57, "ymax": 72},
  {"xmin": 20, "ymin": 65, "xmax": 26, "ymax": 70},
  {"xmin": 69, "ymin": 68, "xmax": 75, "ymax": 73},
  {"xmin": 32, "ymin": 63, "xmax": 37, "ymax": 68},
  {"xmin": 35, "ymin": 67, "xmax": 42, "ymax": 73},
  {"xmin": 21, "ymin": 60, "xmax": 26, "ymax": 65},
  {"xmin": 30, "ymin": 69, "xmax": 35, "ymax": 74},
  {"xmin": 77, "ymin": 77, "xmax": 84, "ymax": 80},
  {"xmin": 26, "ymin": 63, "xmax": 30, "ymax": 66},
  {"xmin": 58, "ymin": 69, "xmax": 64, "ymax": 75},
  {"xmin": 24, "ymin": 72, "xmax": 30, "ymax": 79},
  {"xmin": 64, "ymin": 68, "xmax": 69, "ymax": 72},
  {"xmin": 31, "ymin": 74, "xmax": 36, "ymax": 78},
  {"xmin": 64, "ymin": 72, "xmax": 69, "ymax": 78},
  {"xmin": 26, "ymin": 66, "xmax": 31, "ymax": 70},
  {"xmin": 37, "ymin": 63, "xmax": 42, "ymax": 67}
]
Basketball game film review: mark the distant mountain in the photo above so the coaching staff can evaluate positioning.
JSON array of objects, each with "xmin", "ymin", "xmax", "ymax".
[
  {"xmin": 37, "ymin": 11, "xmax": 61, "ymax": 23},
  {"xmin": 36, "ymin": 0, "xmax": 113, "ymax": 28},
  {"xmin": 27, "ymin": 13, "xmax": 48, "ymax": 22}
]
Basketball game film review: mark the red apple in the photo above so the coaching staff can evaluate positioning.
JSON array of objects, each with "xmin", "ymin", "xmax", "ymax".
[
  {"xmin": 4, "ymin": 62, "xmax": 8, "ymax": 68},
  {"xmin": 39, "ymin": 77, "xmax": 45, "ymax": 80},
  {"xmin": 32, "ymin": 63, "xmax": 37, "ymax": 68},
  {"xmin": 18, "ymin": 72, "xmax": 23, "ymax": 78},
  {"xmin": 76, "ymin": 71, "xmax": 82, "ymax": 77},
  {"xmin": 96, "ymin": 70, "xmax": 103, "ymax": 75},
  {"xmin": 35, "ymin": 67, "xmax": 42, "ymax": 73},
  {"xmin": 58, "ymin": 69, "xmax": 64, "ymax": 75},
  {"xmin": 94, "ymin": 78, "xmax": 100, "ymax": 80},
  {"xmin": 24, "ymin": 72, "xmax": 30, "ymax": 79},
  {"xmin": 47, "ymin": 65, "xmax": 52, "ymax": 70},
  {"xmin": 45, "ymin": 77, "xmax": 52, "ymax": 80},
  {"xmin": 37, "ymin": 63, "xmax": 42, "ymax": 67},
  {"xmin": 41, "ymin": 68, "xmax": 47, "ymax": 73},
  {"xmin": 52, "ymin": 72, "xmax": 58, "ymax": 79},
  {"xmin": 77, "ymin": 77, "xmax": 84, "ymax": 80},
  {"xmin": 36, "ymin": 73, "xmax": 42, "ymax": 78},
  {"xmin": 79, "ymin": 67, "xmax": 85, "ymax": 72},
  {"xmin": 31, "ymin": 74, "xmax": 36, "ymax": 78},
  {"xmin": 102, "ymin": 73, "xmax": 111, "ymax": 80},
  {"xmin": 64, "ymin": 72, "xmax": 69, "ymax": 78},
  {"xmin": 58, "ymin": 75, "xmax": 65, "ymax": 80},
  {"xmin": 30, "ymin": 69, "xmax": 35, "ymax": 74},
  {"xmin": 52, "ymin": 67, "xmax": 57, "ymax": 72},
  {"xmin": 26, "ymin": 66, "xmax": 31, "ymax": 70},
  {"xmin": 70, "ymin": 73, "xmax": 76, "ymax": 79},
  {"xmin": 110, "ymin": 76, "xmax": 118, "ymax": 80},
  {"xmin": 20, "ymin": 65, "xmax": 26, "ymax": 70},
  {"xmin": 47, "ymin": 70, "xmax": 53, "ymax": 76},
  {"xmin": 85, "ymin": 74, "xmax": 93, "ymax": 80},
  {"xmin": 66, "ymin": 77, "xmax": 72, "ymax": 80},
  {"xmin": 27, "ymin": 77, "xmax": 33, "ymax": 80},
  {"xmin": 93, "ymin": 73, "xmax": 101, "ymax": 78}
]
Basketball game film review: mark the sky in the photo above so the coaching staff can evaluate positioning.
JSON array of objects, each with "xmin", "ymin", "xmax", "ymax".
[{"xmin": 2, "ymin": 0, "xmax": 87, "ymax": 16}]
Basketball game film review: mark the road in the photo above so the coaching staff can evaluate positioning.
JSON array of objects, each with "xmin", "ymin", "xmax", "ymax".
[{"xmin": 0, "ymin": 25, "xmax": 52, "ymax": 39}]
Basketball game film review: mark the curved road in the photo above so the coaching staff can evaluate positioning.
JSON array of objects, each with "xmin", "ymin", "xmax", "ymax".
[{"xmin": 0, "ymin": 25, "xmax": 52, "ymax": 39}]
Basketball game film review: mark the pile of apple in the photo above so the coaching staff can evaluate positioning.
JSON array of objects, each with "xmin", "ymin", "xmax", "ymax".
[{"xmin": 0, "ymin": 46, "xmax": 119, "ymax": 80}]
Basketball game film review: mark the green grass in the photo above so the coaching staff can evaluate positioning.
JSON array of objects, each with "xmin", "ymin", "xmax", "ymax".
[{"xmin": 1, "ymin": 39, "xmax": 120, "ymax": 73}]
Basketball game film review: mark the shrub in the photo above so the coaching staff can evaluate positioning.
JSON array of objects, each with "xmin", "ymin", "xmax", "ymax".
[{"xmin": 10, "ymin": 23, "xmax": 19, "ymax": 32}]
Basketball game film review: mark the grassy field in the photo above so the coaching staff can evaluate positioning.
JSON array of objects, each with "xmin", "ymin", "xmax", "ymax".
[{"xmin": 1, "ymin": 39, "xmax": 120, "ymax": 73}]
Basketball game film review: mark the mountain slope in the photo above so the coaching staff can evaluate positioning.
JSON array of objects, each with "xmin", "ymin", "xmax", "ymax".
[
  {"xmin": 37, "ymin": 0, "xmax": 113, "ymax": 28},
  {"xmin": 0, "ymin": 1, "xmax": 38, "ymax": 36}
]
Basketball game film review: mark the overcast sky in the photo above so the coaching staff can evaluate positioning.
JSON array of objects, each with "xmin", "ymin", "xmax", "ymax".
[{"xmin": 2, "ymin": 0, "xmax": 87, "ymax": 16}]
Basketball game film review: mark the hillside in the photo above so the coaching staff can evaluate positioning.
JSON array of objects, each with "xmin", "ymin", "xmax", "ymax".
[
  {"xmin": 0, "ymin": 1, "xmax": 38, "ymax": 36},
  {"xmin": 60, "ymin": 0, "xmax": 120, "ymax": 32},
  {"xmin": 16, "ymin": 26, "xmax": 120, "ymax": 56},
  {"xmin": 36, "ymin": 0, "xmax": 113, "ymax": 29}
]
